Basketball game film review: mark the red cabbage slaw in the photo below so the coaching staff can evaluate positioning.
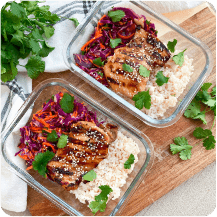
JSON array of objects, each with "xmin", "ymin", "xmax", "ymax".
[
  {"xmin": 74, "ymin": 7, "xmax": 157, "ymax": 86},
  {"xmin": 16, "ymin": 92, "xmax": 101, "ymax": 169}
]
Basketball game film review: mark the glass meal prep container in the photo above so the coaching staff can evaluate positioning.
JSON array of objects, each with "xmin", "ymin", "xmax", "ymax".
[
  {"xmin": 1, "ymin": 78, "xmax": 154, "ymax": 216},
  {"xmin": 64, "ymin": 0, "xmax": 214, "ymax": 128}
]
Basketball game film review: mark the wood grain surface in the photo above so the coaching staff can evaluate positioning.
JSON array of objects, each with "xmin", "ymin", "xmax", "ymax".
[{"xmin": 27, "ymin": 6, "xmax": 216, "ymax": 216}]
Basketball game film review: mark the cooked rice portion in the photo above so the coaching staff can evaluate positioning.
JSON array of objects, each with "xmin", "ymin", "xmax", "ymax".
[
  {"xmin": 144, "ymin": 52, "xmax": 194, "ymax": 118},
  {"xmin": 70, "ymin": 131, "xmax": 140, "ymax": 204}
]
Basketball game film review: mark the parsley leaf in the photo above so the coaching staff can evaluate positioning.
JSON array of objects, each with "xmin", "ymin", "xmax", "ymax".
[
  {"xmin": 172, "ymin": 49, "xmax": 187, "ymax": 66},
  {"xmin": 108, "ymin": 10, "xmax": 125, "ymax": 22},
  {"xmin": 193, "ymin": 111, "xmax": 207, "ymax": 124},
  {"xmin": 93, "ymin": 57, "xmax": 104, "ymax": 66},
  {"xmin": 122, "ymin": 63, "xmax": 133, "ymax": 73},
  {"xmin": 132, "ymin": 90, "xmax": 151, "ymax": 110},
  {"xmin": 25, "ymin": 55, "xmax": 45, "ymax": 79},
  {"xmin": 47, "ymin": 130, "xmax": 58, "ymax": 142},
  {"xmin": 69, "ymin": 17, "xmax": 79, "ymax": 27},
  {"xmin": 110, "ymin": 38, "xmax": 122, "ymax": 48},
  {"xmin": 57, "ymin": 134, "xmax": 68, "ymax": 149},
  {"xmin": 139, "ymin": 65, "xmax": 150, "ymax": 77},
  {"xmin": 89, "ymin": 185, "xmax": 113, "ymax": 215},
  {"xmin": 32, "ymin": 150, "xmax": 55, "ymax": 177},
  {"xmin": 167, "ymin": 39, "xmax": 177, "ymax": 53},
  {"xmin": 124, "ymin": 154, "xmax": 135, "ymax": 169},
  {"xmin": 60, "ymin": 93, "xmax": 74, "ymax": 113},
  {"xmin": 83, "ymin": 170, "xmax": 97, "ymax": 181},
  {"xmin": 155, "ymin": 71, "xmax": 169, "ymax": 86},
  {"xmin": 170, "ymin": 137, "xmax": 192, "ymax": 160}
]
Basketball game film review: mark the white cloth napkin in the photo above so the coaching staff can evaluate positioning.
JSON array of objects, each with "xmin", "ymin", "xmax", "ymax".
[{"xmin": 1, "ymin": 1, "xmax": 203, "ymax": 213}]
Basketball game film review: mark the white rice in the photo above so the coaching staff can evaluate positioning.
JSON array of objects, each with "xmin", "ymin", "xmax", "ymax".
[
  {"xmin": 70, "ymin": 131, "xmax": 140, "ymax": 205},
  {"xmin": 144, "ymin": 51, "xmax": 194, "ymax": 118}
]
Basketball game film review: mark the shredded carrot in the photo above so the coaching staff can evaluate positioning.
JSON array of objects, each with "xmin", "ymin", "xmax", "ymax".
[
  {"xmin": 59, "ymin": 92, "xmax": 63, "ymax": 97},
  {"xmin": 81, "ymin": 34, "xmax": 102, "ymax": 51},
  {"xmin": 42, "ymin": 142, "xmax": 56, "ymax": 153},
  {"xmin": 26, "ymin": 165, "xmax": 33, "ymax": 170},
  {"xmin": 33, "ymin": 115, "xmax": 49, "ymax": 128},
  {"xmin": 44, "ymin": 115, "xmax": 57, "ymax": 121}
]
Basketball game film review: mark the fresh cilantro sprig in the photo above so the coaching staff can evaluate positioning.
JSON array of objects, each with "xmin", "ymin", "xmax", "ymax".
[
  {"xmin": 60, "ymin": 93, "xmax": 74, "ymax": 113},
  {"xmin": 89, "ymin": 185, "xmax": 113, "ymax": 215},
  {"xmin": 57, "ymin": 134, "xmax": 68, "ymax": 148},
  {"xmin": 170, "ymin": 137, "xmax": 193, "ymax": 160},
  {"xmin": 83, "ymin": 170, "xmax": 97, "ymax": 181},
  {"xmin": 32, "ymin": 150, "xmax": 55, "ymax": 177},
  {"xmin": 184, "ymin": 84, "xmax": 216, "ymax": 124},
  {"xmin": 122, "ymin": 63, "xmax": 133, "ymax": 73},
  {"xmin": 93, "ymin": 57, "xmax": 105, "ymax": 66},
  {"xmin": 110, "ymin": 38, "xmax": 122, "ymax": 48},
  {"xmin": 108, "ymin": 10, "xmax": 125, "ymax": 22},
  {"xmin": 139, "ymin": 65, "xmax": 150, "ymax": 78},
  {"xmin": 193, "ymin": 127, "xmax": 216, "ymax": 150},
  {"xmin": 132, "ymin": 90, "xmax": 151, "ymax": 110},
  {"xmin": 1, "ymin": 1, "xmax": 79, "ymax": 82},
  {"xmin": 155, "ymin": 71, "xmax": 170, "ymax": 86},
  {"xmin": 124, "ymin": 154, "xmax": 135, "ymax": 169},
  {"xmin": 172, "ymin": 49, "xmax": 187, "ymax": 66},
  {"xmin": 47, "ymin": 130, "xmax": 58, "ymax": 142},
  {"xmin": 167, "ymin": 39, "xmax": 177, "ymax": 53}
]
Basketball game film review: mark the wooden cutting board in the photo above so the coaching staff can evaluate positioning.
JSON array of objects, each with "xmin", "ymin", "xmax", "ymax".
[{"xmin": 27, "ymin": 5, "xmax": 216, "ymax": 216}]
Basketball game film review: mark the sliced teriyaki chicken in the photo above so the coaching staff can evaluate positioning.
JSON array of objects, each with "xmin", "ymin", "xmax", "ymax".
[
  {"xmin": 47, "ymin": 121, "xmax": 118, "ymax": 191},
  {"xmin": 104, "ymin": 28, "xmax": 171, "ymax": 98}
]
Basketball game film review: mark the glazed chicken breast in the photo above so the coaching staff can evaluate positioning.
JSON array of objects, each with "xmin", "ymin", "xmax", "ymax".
[
  {"xmin": 104, "ymin": 28, "xmax": 171, "ymax": 98},
  {"xmin": 47, "ymin": 121, "xmax": 118, "ymax": 191}
]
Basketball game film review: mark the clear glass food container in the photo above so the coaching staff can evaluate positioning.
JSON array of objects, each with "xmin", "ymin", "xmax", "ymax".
[
  {"xmin": 1, "ymin": 78, "xmax": 154, "ymax": 216},
  {"xmin": 64, "ymin": 1, "xmax": 214, "ymax": 128}
]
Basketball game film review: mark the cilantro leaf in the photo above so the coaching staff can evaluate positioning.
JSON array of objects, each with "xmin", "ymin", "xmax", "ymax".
[
  {"xmin": 202, "ymin": 98, "xmax": 216, "ymax": 107},
  {"xmin": 184, "ymin": 99, "xmax": 201, "ymax": 119},
  {"xmin": 93, "ymin": 57, "xmax": 104, "ymax": 66},
  {"xmin": 83, "ymin": 170, "xmax": 97, "ymax": 181},
  {"xmin": 89, "ymin": 185, "xmax": 113, "ymax": 215},
  {"xmin": 38, "ymin": 41, "xmax": 55, "ymax": 57},
  {"xmin": 32, "ymin": 150, "xmax": 55, "ymax": 177},
  {"xmin": 155, "ymin": 71, "xmax": 169, "ymax": 86},
  {"xmin": 193, "ymin": 111, "xmax": 207, "ymax": 124},
  {"xmin": 170, "ymin": 137, "xmax": 192, "ymax": 160},
  {"xmin": 124, "ymin": 154, "xmax": 135, "ymax": 169},
  {"xmin": 10, "ymin": 1, "xmax": 26, "ymax": 18},
  {"xmin": 122, "ymin": 63, "xmax": 133, "ymax": 73},
  {"xmin": 95, "ymin": 185, "xmax": 113, "ymax": 202},
  {"xmin": 108, "ymin": 10, "xmax": 125, "ymax": 22},
  {"xmin": 47, "ymin": 130, "xmax": 58, "ymax": 142},
  {"xmin": 110, "ymin": 38, "xmax": 122, "ymax": 48},
  {"xmin": 167, "ymin": 39, "xmax": 177, "ymax": 53},
  {"xmin": 69, "ymin": 17, "xmax": 79, "ymax": 27},
  {"xmin": 132, "ymin": 90, "xmax": 151, "ymax": 110},
  {"xmin": 89, "ymin": 200, "xmax": 107, "ymax": 215},
  {"xmin": 43, "ymin": 25, "xmax": 55, "ymax": 39},
  {"xmin": 139, "ymin": 65, "xmax": 150, "ymax": 78},
  {"xmin": 203, "ymin": 136, "xmax": 216, "ymax": 150},
  {"xmin": 195, "ymin": 90, "xmax": 210, "ymax": 102},
  {"xmin": 211, "ymin": 86, "xmax": 216, "ymax": 97},
  {"xmin": 25, "ymin": 55, "xmax": 45, "ymax": 79},
  {"xmin": 57, "ymin": 134, "xmax": 68, "ymax": 149},
  {"xmin": 201, "ymin": 82, "xmax": 212, "ymax": 91},
  {"xmin": 172, "ymin": 49, "xmax": 187, "ymax": 66},
  {"xmin": 193, "ymin": 127, "xmax": 212, "ymax": 139},
  {"xmin": 59, "ymin": 93, "xmax": 74, "ymax": 113}
]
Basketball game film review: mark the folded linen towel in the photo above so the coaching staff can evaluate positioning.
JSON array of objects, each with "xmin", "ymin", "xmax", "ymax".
[{"xmin": 1, "ymin": 0, "xmax": 203, "ymax": 213}]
